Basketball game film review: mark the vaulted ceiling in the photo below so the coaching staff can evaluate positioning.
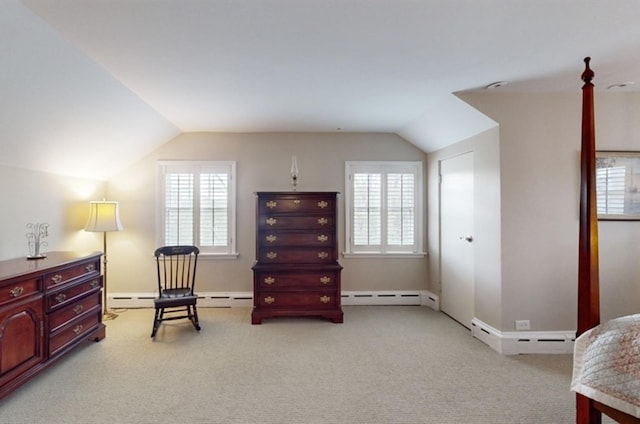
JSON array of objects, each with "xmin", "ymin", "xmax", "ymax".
[{"xmin": 4, "ymin": 0, "xmax": 640, "ymax": 180}]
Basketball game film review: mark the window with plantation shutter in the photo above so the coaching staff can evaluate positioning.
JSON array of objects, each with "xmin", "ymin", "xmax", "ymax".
[
  {"xmin": 345, "ymin": 161, "xmax": 423, "ymax": 256},
  {"xmin": 158, "ymin": 161, "xmax": 237, "ymax": 257},
  {"xmin": 595, "ymin": 151, "xmax": 640, "ymax": 219}
]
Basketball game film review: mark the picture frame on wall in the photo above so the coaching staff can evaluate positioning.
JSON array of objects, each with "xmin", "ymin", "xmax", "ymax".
[{"xmin": 596, "ymin": 150, "xmax": 640, "ymax": 220}]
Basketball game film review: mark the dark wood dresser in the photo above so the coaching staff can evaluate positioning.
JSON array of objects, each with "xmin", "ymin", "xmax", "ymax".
[
  {"xmin": 251, "ymin": 192, "xmax": 343, "ymax": 324},
  {"xmin": 0, "ymin": 251, "xmax": 105, "ymax": 400}
]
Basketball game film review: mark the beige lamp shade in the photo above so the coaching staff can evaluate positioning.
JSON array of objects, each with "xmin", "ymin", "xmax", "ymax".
[{"xmin": 84, "ymin": 200, "xmax": 123, "ymax": 232}]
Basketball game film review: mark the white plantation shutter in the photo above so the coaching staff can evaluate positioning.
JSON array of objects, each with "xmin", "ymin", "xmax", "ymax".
[
  {"xmin": 596, "ymin": 165, "xmax": 625, "ymax": 215},
  {"xmin": 165, "ymin": 173, "xmax": 194, "ymax": 245},
  {"xmin": 199, "ymin": 172, "xmax": 229, "ymax": 247},
  {"xmin": 387, "ymin": 173, "xmax": 415, "ymax": 246},
  {"xmin": 346, "ymin": 162, "xmax": 422, "ymax": 254},
  {"xmin": 353, "ymin": 173, "xmax": 381, "ymax": 245},
  {"xmin": 158, "ymin": 161, "xmax": 236, "ymax": 255}
]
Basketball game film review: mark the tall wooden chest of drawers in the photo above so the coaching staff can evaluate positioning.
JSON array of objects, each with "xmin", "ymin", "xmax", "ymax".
[
  {"xmin": 0, "ymin": 251, "xmax": 105, "ymax": 400},
  {"xmin": 252, "ymin": 192, "xmax": 343, "ymax": 324}
]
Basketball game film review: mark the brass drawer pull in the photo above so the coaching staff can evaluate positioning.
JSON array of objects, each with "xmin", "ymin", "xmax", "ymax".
[
  {"xmin": 51, "ymin": 274, "xmax": 63, "ymax": 284},
  {"xmin": 90, "ymin": 280, "xmax": 100, "ymax": 288},
  {"xmin": 266, "ymin": 217, "xmax": 277, "ymax": 226},
  {"xmin": 320, "ymin": 296, "xmax": 331, "ymax": 304},
  {"xmin": 317, "ymin": 201, "xmax": 328, "ymax": 208},
  {"xmin": 266, "ymin": 200, "xmax": 277, "ymax": 208},
  {"xmin": 317, "ymin": 218, "xmax": 328, "ymax": 225},
  {"xmin": 73, "ymin": 305, "xmax": 84, "ymax": 315},
  {"xmin": 266, "ymin": 252, "xmax": 277, "ymax": 260},
  {"xmin": 73, "ymin": 325, "xmax": 83, "ymax": 336},
  {"xmin": 293, "ymin": 199, "xmax": 301, "ymax": 205},
  {"xmin": 9, "ymin": 286, "xmax": 24, "ymax": 297},
  {"xmin": 318, "ymin": 252, "xmax": 329, "ymax": 259},
  {"xmin": 317, "ymin": 235, "xmax": 328, "ymax": 243},
  {"xmin": 264, "ymin": 296, "xmax": 275, "ymax": 304},
  {"xmin": 55, "ymin": 293, "xmax": 67, "ymax": 303},
  {"xmin": 85, "ymin": 264, "xmax": 95, "ymax": 272},
  {"xmin": 264, "ymin": 277, "xmax": 275, "ymax": 285},
  {"xmin": 266, "ymin": 234, "xmax": 277, "ymax": 243},
  {"xmin": 320, "ymin": 276, "xmax": 331, "ymax": 284}
]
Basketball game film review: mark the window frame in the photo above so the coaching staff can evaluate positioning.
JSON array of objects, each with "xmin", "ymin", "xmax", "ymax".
[
  {"xmin": 157, "ymin": 160, "xmax": 238, "ymax": 259},
  {"xmin": 344, "ymin": 161, "xmax": 425, "ymax": 257}
]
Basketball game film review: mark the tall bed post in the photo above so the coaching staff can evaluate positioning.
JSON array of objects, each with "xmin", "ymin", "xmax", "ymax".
[{"xmin": 576, "ymin": 56, "xmax": 601, "ymax": 424}]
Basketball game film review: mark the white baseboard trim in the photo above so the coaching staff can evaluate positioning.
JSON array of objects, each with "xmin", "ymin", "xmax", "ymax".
[
  {"xmin": 471, "ymin": 318, "xmax": 575, "ymax": 355},
  {"xmin": 109, "ymin": 290, "xmax": 439, "ymax": 309},
  {"xmin": 421, "ymin": 291, "xmax": 439, "ymax": 310}
]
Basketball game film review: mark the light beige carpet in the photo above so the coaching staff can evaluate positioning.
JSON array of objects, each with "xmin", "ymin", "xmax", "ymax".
[{"xmin": 0, "ymin": 306, "xmax": 609, "ymax": 423}]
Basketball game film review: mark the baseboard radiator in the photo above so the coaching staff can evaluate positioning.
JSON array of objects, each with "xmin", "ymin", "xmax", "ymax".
[
  {"xmin": 471, "ymin": 318, "xmax": 575, "ymax": 355},
  {"xmin": 109, "ymin": 290, "xmax": 440, "ymax": 310}
]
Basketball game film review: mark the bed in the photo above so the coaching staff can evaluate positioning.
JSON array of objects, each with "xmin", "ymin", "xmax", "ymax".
[{"xmin": 571, "ymin": 57, "xmax": 640, "ymax": 424}]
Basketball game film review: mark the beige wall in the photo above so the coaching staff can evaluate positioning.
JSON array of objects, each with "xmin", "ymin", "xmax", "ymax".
[
  {"xmin": 106, "ymin": 132, "xmax": 429, "ymax": 294},
  {"xmin": 459, "ymin": 91, "xmax": 640, "ymax": 331},
  {"xmin": 0, "ymin": 165, "xmax": 106, "ymax": 261},
  {"xmin": 427, "ymin": 127, "xmax": 502, "ymax": 329}
]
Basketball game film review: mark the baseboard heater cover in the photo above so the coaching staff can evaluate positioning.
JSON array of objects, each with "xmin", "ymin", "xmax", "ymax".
[
  {"xmin": 471, "ymin": 318, "xmax": 575, "ymax": 355},
  {"xmin": 109, "ymin": 290, "xmax": 439, "ymax": 309}
]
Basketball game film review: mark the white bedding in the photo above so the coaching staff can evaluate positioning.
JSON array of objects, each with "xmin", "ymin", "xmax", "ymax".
[{"xmin": 571, "ymin": 313, "xmax": 640, "ymax": 418}]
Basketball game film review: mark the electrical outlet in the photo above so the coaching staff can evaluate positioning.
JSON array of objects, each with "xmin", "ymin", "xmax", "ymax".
[{"xmin": 515, "ymin": 320, "xmax": 530, "ymax": 331}]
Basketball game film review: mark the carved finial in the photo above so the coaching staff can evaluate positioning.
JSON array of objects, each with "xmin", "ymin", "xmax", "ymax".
[{"xmin": 581, "ymin": 57, "xmax": 594, "ymax": 84}]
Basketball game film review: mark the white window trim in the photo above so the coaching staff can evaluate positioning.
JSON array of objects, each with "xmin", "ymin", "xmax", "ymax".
[
  {"xmin": 344, "ymin": 161, "xmax": 425, "ymax": 258},
  {"xmin": 157, "ymin": 160, "xmax": 238, "ymax": 259}
]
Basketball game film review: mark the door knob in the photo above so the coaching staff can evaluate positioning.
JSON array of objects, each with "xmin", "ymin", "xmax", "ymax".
[{"xmin": 459, "ymin": 235, "xmax": 473, "ymax": 242}]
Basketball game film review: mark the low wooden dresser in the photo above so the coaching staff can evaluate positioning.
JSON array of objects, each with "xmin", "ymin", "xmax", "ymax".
[
  {"xmin": 0, "ymin": 251, "xmax": 105, "ymax": 400},
  {"xmin": 251, "ymin": 192, "xmax": 343, "ymax": 324}
]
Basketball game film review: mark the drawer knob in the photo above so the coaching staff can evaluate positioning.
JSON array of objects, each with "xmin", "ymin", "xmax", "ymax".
[
  {"xmin": 266, "ymin": 218, "xmax": 277, "ymax": 226},
  {"xmin": 266, "ymin": 200, "xmax": 277, "ymax": 208},
  {"xmin": 51, "ymin": 274, "xmax": 63, "ymax": 284},
  {"xmin": 266, "ymin": 252, "xmax": 277, "ymax": 260},
  {"xmin": 293, "ymin": 199, "xmax": 301, "ymax": 205},
  {"xmin": 85, "ymin": 264, "xmax": 95, "ymax": 272},
  {"xmin": 317, "ymin": 235, "xmax": 328, "ymax": 243},
  {"xmin": 55, "ymin": 293, "xmax": 67, "ymax": 303},
  {"xmin": 318, "ymin": 252, "xmax": 329, "ymax": 259},
  {"xmin": 90, "ymin": 279, "xmax": 100, "ymax": 288},
  {"xmin": 317, "ymin": 201, "xmax": 328, "ymax": 208},
  {"xmin": 266, "ymin": 234, "xmax": 277, "ymax": 243},
  {"xmin": 264, "ymin": 277, "xmax": 275, "ymax": 285},
  {"xmin": 317, "ymin": 218, "xmax": 328, "ymax": 225},
  {"xmin": 320, "ymin": 276, "xmax": 331, "ymax": 285},
  {"xmin": 9, "ymin": 286, "xmax": 24, "ymax": 297},
  {"xmin": 73, "ymin": 325, "xmax": 83, "ymax": 336},
  {"xmin": 320, "ymin": 296, "xmax": 331, "ymax": 304},
  {"xmin": 73, "ymin": 305, "xmax": 84, "ymax": 315},
  {"xmin": 264, "ymin": 296, "xmax": 275, "ymax": 304}
]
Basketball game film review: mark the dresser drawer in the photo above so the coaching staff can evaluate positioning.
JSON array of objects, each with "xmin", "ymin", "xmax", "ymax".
[
  {"xmin": 258, "ymin": 247, "xmax": 336, "ymax": 264},
  {"xmin": 44, "ymin": 259, "xmax": 100, "ymax": 289},
  {"xmin": 49, "ymin": 309, "xmax": 101, "ymax": 357},
  {"xmin": 259, "ymin": 231, "xmax": 334, "ymax": 247},
  {"xmin": 46, "ymin": 276, "xmax": 102, "ymax": 311},
  {"xmin": 259, "ymin": 196, "xmax": 335, "ymax": 214},
  {"xmin": 0, "ymin": 277, "xmax": 40, "ymax": 307},
  {"xmin": 256, "ymin": 271, "xmax": 338, "ymax": 289},
  {"xmin": 258, "ymin": 215, "xmax": 335, "ymax": 230},
  {"xmin": 48, "ymin": 291, "xmax": 101, "ymax": 333},
  {"xmin": 256, "ymin": 292, "xmax": 339, "ymax": 309}
]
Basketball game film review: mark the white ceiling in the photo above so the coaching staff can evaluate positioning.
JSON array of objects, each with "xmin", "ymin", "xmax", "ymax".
[{"xmin": 3, "ymin": 0, "xmax": 640, "ymax": 180}]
